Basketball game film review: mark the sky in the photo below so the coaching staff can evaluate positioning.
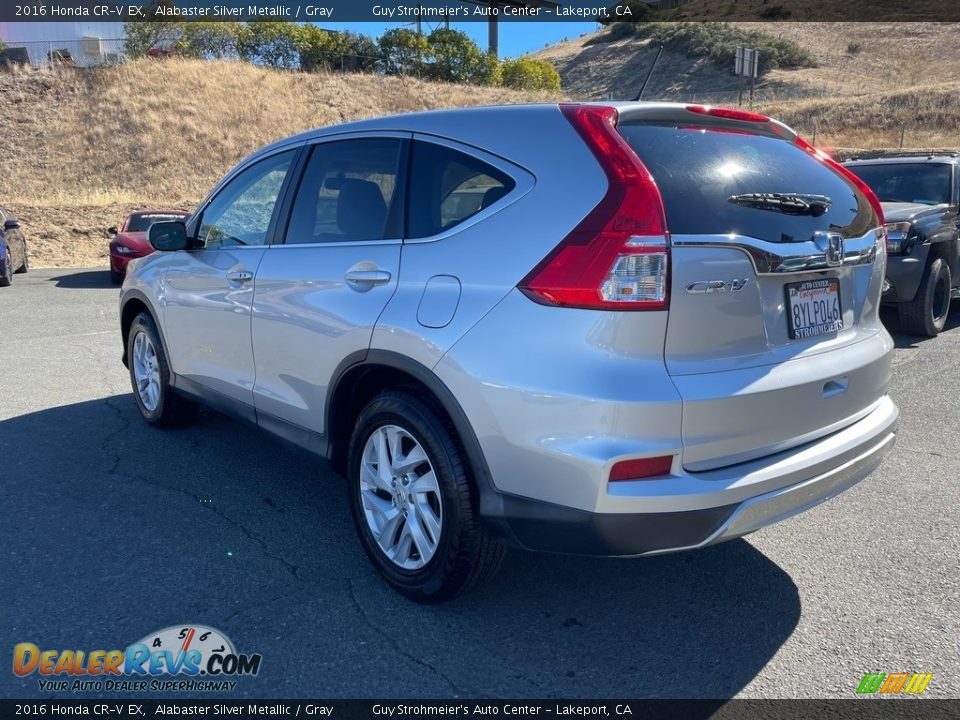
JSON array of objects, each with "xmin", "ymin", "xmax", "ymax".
[{"xmin": 324, "ymin": 21, "xmax": 599, "ymax": 58}]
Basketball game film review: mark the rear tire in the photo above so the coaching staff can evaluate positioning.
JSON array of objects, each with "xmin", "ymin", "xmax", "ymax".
[
  {"xmin": 126, "ymin": 312, "xmax": 197, "ymax": 428},
  {"xmin": 899, "ymin": 257, "xmax": 951, "ymax": 337},
  {"xmin": 0, "ymin": 249, "xmax": 12, "ymax": 287},
  {"xmin": 14, "ymin": 240, "xmax": 28, "ymax": 273},
  {"xmin": 347, "ymin": 390, "xmax": 505, "ymax": 603}
]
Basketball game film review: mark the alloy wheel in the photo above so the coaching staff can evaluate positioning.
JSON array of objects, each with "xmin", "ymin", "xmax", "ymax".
[
  {"xmin": 359, "ymin": 425, "xmax": 443, "ymax": 570},
  {"xmin": 132, "ymin": 331, "xmax": 161, "ymax": 412}
]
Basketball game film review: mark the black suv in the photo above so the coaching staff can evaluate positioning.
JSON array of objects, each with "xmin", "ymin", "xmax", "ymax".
[{"xmin": 844, "ymin": 153, "xmax": 960, "ymax": 337}]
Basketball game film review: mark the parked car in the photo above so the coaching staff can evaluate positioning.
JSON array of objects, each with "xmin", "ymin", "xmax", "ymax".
[
  {"xmin": 119, "ymin": 103, "xmax": 898, "ymax": 602},
  {"xmin": 0, "ymin": 206, "xmax": 29, "ymax": 287},
  {"xmin": 108, "ymin": 210, "xmax": 191, "ymax": 283},
  {"xmin": 843, "ymin": 153, "xmax": 960, "ymax": 336}
]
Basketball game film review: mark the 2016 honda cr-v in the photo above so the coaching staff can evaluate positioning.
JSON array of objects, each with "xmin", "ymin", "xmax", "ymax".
[{"xmin": 119, "ymin": 103, "xmax": 898, "ymax": 602}]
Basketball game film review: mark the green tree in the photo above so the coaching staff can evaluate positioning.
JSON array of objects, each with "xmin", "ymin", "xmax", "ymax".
[
  {"xmin": 500, "ymin": 57, "xmax": 561, "ymax": 92},
  {"xmin": 175, "ymin": 23, "xmax": 236, "ymax": 59},
  {"xmin": 295, "ymin": 24, "xmax": 336, "ymax": 72},
  {"xmin": 234, "ymin": 21, "xmax": 299, "ymax": 68},
  {"xmin": 339, "ymin": 31, "xmax": 380, "ymax": 72},
  {"xmin": 123, "ymin": 0, "xmax": 182, "ymax": 58},
  {"xmin": 379, "ymin": 28, "xmax": 430, "ymax": 76},
  {"xmin": 297, "ymin": 28, "xmax": 380, "ymax": 73},
  {"xmin": 426, "ymin": 29, "xmax": 490, "ymax": 84}
]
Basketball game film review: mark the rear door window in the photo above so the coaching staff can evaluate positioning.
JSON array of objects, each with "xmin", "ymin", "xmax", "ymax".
[
  {"xmin": 285, "ymin": 138, "xmax": 404, "ymax": 244},
  {"xmin": 617, "ymin": 123, "xmax": 877, "ymax": 242},
  {"xmin": 407, "ymin": 141, "xmax": 515, "ymax": 239}
]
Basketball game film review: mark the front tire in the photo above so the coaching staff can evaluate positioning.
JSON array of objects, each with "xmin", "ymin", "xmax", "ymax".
[
  {"xmin": 126, "ymin": 312, "xmax": 197, "ymax": 427},
  {"xmin": 347, "ymin": 390, "xmax": 505, "ymax": 603},
  {"xmin": 899, "ymin": 256, "xmax": 951, "ymax": 337}
]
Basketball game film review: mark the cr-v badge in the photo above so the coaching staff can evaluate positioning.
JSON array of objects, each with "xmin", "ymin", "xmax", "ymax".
[{"xmin": 685, "ymin": 278, "xmax": 750, "ymax": 294}]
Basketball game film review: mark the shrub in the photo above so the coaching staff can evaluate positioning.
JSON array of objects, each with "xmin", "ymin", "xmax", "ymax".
[
  {"xmin": 425, "ymin": 29, "xmax": 491, "ymax": 84},
  {"xmin": 501, "ymin": 57, "xmax": 561, "ymax": 92},
  {"xmin": 233, "ymin": 22, "xmax": 300, "ymax": 68},
  {"xmin": 758, "ymin": 5, "xmax": 792, "ymax": 19},
  {"xmin": 585, "ymin": 21, "xmax": 638, "ymax": 45},
  {"xmin": 379, "ymin": 28, "xmax": 430, "ymax": 76},
  {"xmin": 175, "ymin": 23, "xmax": 236, "ymax": 59},
  {"xmin": 847, "ymin": 42, "xmax": 863, "ymax": 55},
  {"xmin": 633, "ymin": 22, "xmax": 816, "ymax": 75}
]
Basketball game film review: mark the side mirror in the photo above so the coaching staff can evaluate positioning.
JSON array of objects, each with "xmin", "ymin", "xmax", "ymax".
[
  {"xmin": 4, "ymin": 219, "xmax": 21, "ymax": 231},
  {"xmin": 107, "ymin": 226, "xmax": 118, "ymax": 236},
  {"xmin": 149, "ymin": 221, "xmax": 189, "ymax": 252}
]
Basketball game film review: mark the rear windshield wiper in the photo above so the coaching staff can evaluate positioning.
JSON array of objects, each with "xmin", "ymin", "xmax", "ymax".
[{"xmin": 728, "ymin": 193, "xmax": 832, "ymax": 217}]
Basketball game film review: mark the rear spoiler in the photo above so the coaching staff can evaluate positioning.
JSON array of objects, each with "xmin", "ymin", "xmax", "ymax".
[{"xmin": 611, "ymin": 102, "xmax": 799, "ymax": 142}]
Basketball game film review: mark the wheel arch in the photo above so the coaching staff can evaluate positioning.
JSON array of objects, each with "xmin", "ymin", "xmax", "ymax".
[
  {"xmin": 120, "ymin": 292, "xmax": 167, "ymax": 367},
  {"xmin": 325, "ymin": 350, "xmax": 510, "ymax": 536}
]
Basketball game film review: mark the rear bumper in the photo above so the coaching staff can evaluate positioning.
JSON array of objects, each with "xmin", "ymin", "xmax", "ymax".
[{"xmin": 488, "ymin": 395, "xmax": 897, "ymax": 556}]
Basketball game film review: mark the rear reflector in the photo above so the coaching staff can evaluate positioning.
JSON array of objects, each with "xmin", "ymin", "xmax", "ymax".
[
  {"xmin": 610, "ymin": 456, "xmax": 674, "ymax": 482},
  {"xmin": 518, "ymin": 104, "xmax": 670, "ymax": 311},
  {"xmin": 685, "ymin": 105, "xmax": 771, "ymax": 123},
  {"xmin": 795, "ymin": 136, "xmax": 886, "ymax": 225}
]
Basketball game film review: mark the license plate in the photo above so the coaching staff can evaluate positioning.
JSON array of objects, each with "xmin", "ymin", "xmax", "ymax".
[{"xmin": 785, "ymin": 278, "xmax": 843, "ymax": 339}]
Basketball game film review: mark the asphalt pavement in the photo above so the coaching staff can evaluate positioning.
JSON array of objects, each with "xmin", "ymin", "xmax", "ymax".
[{"xmin": 1, "ymin": 268, "xmax": 957, "ymax": 699}]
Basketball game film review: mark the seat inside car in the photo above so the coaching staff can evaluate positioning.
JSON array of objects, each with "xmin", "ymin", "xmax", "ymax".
[{"xmin": 335, "ymin": 178, "xmax": 388, "ymax": 240}]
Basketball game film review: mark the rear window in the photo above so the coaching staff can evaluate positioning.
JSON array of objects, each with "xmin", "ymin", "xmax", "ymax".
[
  {"xmin": 617, "ymin": 123, "xmax": 877, "ymax": 243},
  {"xmin": 846, "ymin": 162, "xmax": 952, "ymax": 206}
]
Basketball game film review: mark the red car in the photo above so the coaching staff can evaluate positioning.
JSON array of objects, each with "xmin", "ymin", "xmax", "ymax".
[{"xmin": 108, "ymin": 210, "xmax": 191, "ymax": 283}]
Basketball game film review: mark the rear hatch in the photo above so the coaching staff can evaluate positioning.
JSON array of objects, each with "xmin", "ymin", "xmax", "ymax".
[{"xmin": 618, "ymin": 108, "xmax": 891, "ymax": 471}]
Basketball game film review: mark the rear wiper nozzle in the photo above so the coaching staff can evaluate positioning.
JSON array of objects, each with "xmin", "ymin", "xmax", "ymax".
[{"xmin": 728, "ymin": 192, "xmax": 832, "ymax": 217}]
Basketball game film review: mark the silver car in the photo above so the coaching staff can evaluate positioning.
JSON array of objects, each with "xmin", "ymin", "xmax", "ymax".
[{"xmin": 120, "ymin": 103, "xmax": 898, "ymax": 602}]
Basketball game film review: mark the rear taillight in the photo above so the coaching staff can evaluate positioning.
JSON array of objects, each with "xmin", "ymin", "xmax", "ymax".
[
  {"xmin": 795, "ymin": 136, "xmax": 886, "ymax": 225},
  {"xmin": 518, "ymin": 104, "xmax": 670, "ymax": 311},
  {"xmin": 609, "ymin": 456, "xmax": 674, "ymax": 482}
]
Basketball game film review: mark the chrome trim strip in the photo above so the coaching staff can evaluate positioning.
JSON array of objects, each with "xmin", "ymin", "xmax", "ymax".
[{"xmin": 671, "ymin": 228, "xmax": 883, "ymax": 275}]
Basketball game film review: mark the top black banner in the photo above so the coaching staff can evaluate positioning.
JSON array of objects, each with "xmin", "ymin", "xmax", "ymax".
[{"xmin": 4, "ymin": 1, "xmax": 960, "ymax": 23}]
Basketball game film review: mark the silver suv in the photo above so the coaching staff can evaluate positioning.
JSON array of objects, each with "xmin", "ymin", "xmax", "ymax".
[{"xmin": 120, "ymin": 103, "xmax": 898, "ymax": 602}]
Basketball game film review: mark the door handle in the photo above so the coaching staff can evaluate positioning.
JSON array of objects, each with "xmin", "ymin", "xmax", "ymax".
[
  {"xmin": 226, "ymin": 270, "xmax": 253, "ymax": 283},
  {"xmin": 344, "ymin": 269, "xmax": 391, "ymax": 289}
]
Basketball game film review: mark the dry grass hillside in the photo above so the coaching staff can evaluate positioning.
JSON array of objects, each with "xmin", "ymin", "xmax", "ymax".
[
  {"xmin": 0, "ymin": 59, "xmax": 554, "ymax": 267},
  {"xmin": 536, "ymin": 22, "xmax": 960, "ymax": 99}
]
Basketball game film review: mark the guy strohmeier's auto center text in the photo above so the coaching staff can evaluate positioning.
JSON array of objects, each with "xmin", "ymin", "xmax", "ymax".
[{"xmin": 13, "ymin": 3, "xmax": 634, "ymax": 21}]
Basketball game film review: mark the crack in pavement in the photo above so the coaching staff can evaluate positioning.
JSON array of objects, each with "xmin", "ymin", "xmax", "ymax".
[
  {"xmin": 345, "ymin": 578, "xmax": 469, "ymax": 697},
  {"xmin": 97, "ymin": 399, "xmax": 305, "ymax": 583},
  {"xmin": 126, "ymin": 471, "xmax": 305, "ymax": 582},
  {"xmin": 899, "ymin": 448, "xmax": 960, "ymax": 463},
  {"xmin": 100, "ymin": 397, "xmax": 133, "ymax": 477}
]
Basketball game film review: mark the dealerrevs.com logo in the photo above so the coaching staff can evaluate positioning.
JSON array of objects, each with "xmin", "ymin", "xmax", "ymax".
[{"xmin": 12, "ymin": 625, "xmax": 262, "ymax": 692}]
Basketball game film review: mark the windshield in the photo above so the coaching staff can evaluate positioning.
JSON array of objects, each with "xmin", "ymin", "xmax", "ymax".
[
  {"xmin": 126, "ymin": 213, "xmax": 188, "ymax": 232},
  {"xmin": 847, "ymin": 163, "xmax": 952, "ymax": 205}
]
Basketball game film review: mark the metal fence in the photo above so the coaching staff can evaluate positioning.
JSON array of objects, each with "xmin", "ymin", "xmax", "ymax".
[{"xmin": 0, "ymin": 38, "xmax": 127, "ymax": 68}]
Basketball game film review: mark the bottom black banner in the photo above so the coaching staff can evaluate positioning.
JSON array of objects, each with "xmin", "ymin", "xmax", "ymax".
[{"xmin": 1, "ymin": 700, "xmax": 959, "ymax": 720}]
